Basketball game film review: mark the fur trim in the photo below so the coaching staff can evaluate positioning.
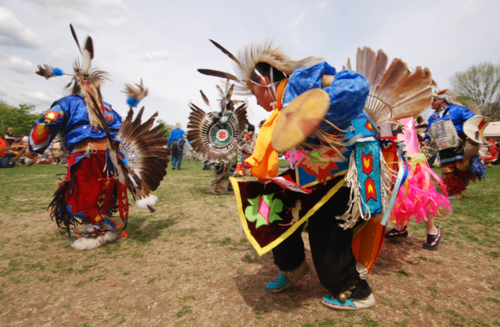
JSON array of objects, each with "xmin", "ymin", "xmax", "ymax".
[
  {"xmin": 103, "ymin": 231, "xmax": 118, "ymax": 243},
  {"xmin": 71, "ymin": 237, "xmax": 104, "ymax": 250},
  {"xmin": 70, "ymin": 231, "xmax": 118, "ymax": 251},
  {"xmin": 135, "ymin": 194, "xmax": 158, "ymax": 209},
  {"xmin": 337, "ymin": 150, "xmax": 394, "ymax": 229},
  {"xmin": 336, "ymin": 151, "xmax": 371, "ymax": 229},
  {"xmin": 282, "ymin": 260, "xmax": 310, "ymax": 284}
]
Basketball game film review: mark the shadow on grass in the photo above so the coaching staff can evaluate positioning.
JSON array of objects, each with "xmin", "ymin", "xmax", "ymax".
[
  {"xmin": 233, "ymin": 252, "xmax": 328, "ymax": 315},
  {"xmin": 126, "ymin": 217, "xmax": 177, "ymax": 243},
  {"xmin": 373, "ymin": 236, "xmax": 427, "ymax": 274}
]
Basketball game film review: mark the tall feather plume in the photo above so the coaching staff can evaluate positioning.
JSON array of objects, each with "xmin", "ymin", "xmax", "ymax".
[
  {"xmin": 198, "ymin": 69, "xmax": 240, "ymax": 82},
  {"xmin": 200, "ymin": 90, "xmax": 210, "ymax": 106},
  {"xmin": 216, "ymin": 85, "xmax": 224, "ymax": 98},
  {"xmin": 209, "ymin": 39, "xmax": 240, "ymax": 65},
  {"xmin": 69, "ymin": 24, "xmax": 82, "ymax": 55},
  {"xmin": 226, "ymin": 83, "xmax": 234, "ymax": 102},
  {"xmin": 82, "ymin": 36, "xmax": 93, "ymax": 73}
]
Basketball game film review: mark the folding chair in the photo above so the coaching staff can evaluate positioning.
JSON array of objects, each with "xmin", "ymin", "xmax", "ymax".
[{"xmin": 11, "ymin": 145, "xmax": 28, "ymax": 167}]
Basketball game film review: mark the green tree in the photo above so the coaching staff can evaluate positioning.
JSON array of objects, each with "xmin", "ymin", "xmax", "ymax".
[
  {"xmin": 155, "ymin": 119, "xmax": 173, "ymax": 140},
  {"xmin": 0, "ymin": 100, "xmax": 44, "ymax": 136},
  {"xmin": 449, "ymin": 62, "xmax": 500, "ymax": 121}
]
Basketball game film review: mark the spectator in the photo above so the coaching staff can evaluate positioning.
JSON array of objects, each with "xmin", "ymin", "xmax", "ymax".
[
  {"xmin": 168, "ymin": 122, "xmax": 186, "ymax": 170},
  {"xmin": 5, "ymin": 127, "xmax": 15, "ymax": 146},
  {"xmin": 0, "ymin": 133, "xmax": 8, "ymax": 157},
  {"xmin": 22, "ymin": 133, "xmax": 29, "ymax": 143}
]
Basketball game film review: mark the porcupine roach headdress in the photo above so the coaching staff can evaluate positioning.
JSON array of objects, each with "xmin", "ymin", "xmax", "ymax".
[
  {"xmin": 38, "ymin": 25, "xmax": 170, "ymax": 213},
  {"xmin": 187, "ymin": 81, "xmax": 248, "ymax": 163},
  {"xmin": 198, "ymin": 39, "xmax": 323, "ymax": 95}
]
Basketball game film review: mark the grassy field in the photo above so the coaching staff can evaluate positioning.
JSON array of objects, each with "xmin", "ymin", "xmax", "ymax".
[{"xmin": 0, "ymin": 160, "xmax": 499, "ymax": 327}]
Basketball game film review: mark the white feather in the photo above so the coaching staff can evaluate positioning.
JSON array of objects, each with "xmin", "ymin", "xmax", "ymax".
[
  {"xmin": 82, "ymin": 48, "xmax": 92, "ymax": 73},
  {"xmin": 135, "ymin": 195, "xmax": 158, "ymax": 209}
]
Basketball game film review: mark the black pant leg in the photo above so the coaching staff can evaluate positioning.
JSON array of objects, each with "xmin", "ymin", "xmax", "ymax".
[
  {"xmin": 307, "ymin": 186, "xmax": 362, "ymax": 296},
  {"xmin": 272, "ymin": 224, "xmax": 305, "ymax": 272}
]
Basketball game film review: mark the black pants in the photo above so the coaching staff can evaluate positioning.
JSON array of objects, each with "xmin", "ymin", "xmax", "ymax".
[{"xmin": 272, "ymin": 186, "xmax": 370, "ymax": 297}]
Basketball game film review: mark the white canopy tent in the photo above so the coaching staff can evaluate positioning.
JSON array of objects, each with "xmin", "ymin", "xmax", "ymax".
[{"xmin": 485, "ymin": 121, "xmax": 500, "ymax": 138}]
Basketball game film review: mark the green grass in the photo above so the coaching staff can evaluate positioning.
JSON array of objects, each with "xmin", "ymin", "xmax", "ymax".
[{"xmin": 1, "ymin": 162, "xmax": 499, "ymax": 326}]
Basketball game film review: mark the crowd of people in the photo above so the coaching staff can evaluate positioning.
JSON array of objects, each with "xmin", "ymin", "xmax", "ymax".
[{"xmin": 0, "ymin": 128, "xmax": 68, "ymax": 167}]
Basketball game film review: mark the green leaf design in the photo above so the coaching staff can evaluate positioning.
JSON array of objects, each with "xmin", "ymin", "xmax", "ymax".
[
  {"xmin": 262, "ymin": 194, "xmax": 283, "ymax": 225},
  {"xmin": 244, "ymin": 193, "xmax": 283, "ymax": 229}
]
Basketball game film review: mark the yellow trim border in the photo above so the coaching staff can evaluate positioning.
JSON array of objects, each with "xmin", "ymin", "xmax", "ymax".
[{"xmin": 230, "ymin": 176, "xmax": 346, "ymax": 256}]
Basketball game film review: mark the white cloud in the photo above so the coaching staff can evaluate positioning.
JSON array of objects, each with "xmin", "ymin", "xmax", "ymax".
[
  {"xmin": 318, "ymin": 2, "xmax": 329, "ymax": 10},
  {"xmin": 0, "ymin": 85, "xmax": 54, "ymax": 109},
  {"xmin": 144, "ymin": 50, "xmax": 176, "ymax": 62},
  {"xmin": 106, "ymin": 16, "xmax": 128, "ymax": 28},
  {"xmin": 23, "ymin": 0, "xmax": 126, "ymax": 15},
  {"xmin": 1, "ymin": 54, "xmax": 36, "ymax": 75},
  {"xmin": 290, "ymin": 12, "xmax": 306, "ymax": 28},
  {"xmin": 0, "ymin": 8, "xmax": 40, "ymax": 49}
]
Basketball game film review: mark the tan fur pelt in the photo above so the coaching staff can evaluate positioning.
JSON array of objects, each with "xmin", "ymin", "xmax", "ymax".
[{"xmin": 234, "ymin": 41, "xmax": 323, "ymax": 93}]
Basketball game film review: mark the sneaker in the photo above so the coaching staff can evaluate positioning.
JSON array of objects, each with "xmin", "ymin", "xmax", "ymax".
[
  {"xmin": 321, "ymin": 293, "xmax": 375, "ymax": 311},
  {"xmin": 385, "ymin": 226, "xmax": 408, "ymax": 239},
  {"xmin": 423, "ymin": 226, "xmax": 442, "ymax": 251}
]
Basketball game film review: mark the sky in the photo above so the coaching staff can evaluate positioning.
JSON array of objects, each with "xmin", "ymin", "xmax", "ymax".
[{"xmin": 1, "ymin": 0, "xmax": 500, "ymax": 129}]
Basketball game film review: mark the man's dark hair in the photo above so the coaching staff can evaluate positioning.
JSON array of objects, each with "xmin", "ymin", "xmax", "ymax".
[
  {"xmin": 247, "ymin": 124, "xmax": 255, "ymax": 132},
  {"xmin": 250, "ymin": 62, "xmax": 287, "ymax": 84}
]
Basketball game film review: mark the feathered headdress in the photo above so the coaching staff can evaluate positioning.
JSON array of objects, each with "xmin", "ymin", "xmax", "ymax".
[
  {"xmin": 35, "ymin": 24, "xmax": 111, "ymax": 130},
  {"xmin": 433, "ymin": 89, "xmax": 463, "ymax": 107},
  {"xmin": 198, "ymin": 39, "xmax": 323, "ymax": 94},
  {"xmin": 347, "ymin": 47, "xmax": 434, "ymax": 126}
]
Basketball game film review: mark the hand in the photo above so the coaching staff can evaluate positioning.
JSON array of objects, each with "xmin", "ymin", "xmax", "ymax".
[{"xmin": 25, "ymin": 149, "xmax": 38, "ymax": 159}]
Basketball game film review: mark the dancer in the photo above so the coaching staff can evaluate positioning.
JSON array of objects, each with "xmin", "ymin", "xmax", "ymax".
[
  {"xmin": 385, "ymin": 117, "xmax": 451, "ymax": 250},
  {"xmin": 424, "ymin": 90, "xmax": 489, "ymax": 199},
  {"xmin": 199, "ymin": 42, "xmax": 433, "ymax": 310},
  {"xmin": 25, "ymin": 25, "xmax": 170, "ymax": 250},
  {"xmin": 234, "ymin": 124, "xmax": 256, "ymax": 177},
  {"xmin": 186, "ymin": 84, "xmax": 248, "ymax": 194}
]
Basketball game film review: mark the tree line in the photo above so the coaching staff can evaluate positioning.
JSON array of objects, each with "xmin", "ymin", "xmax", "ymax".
[
  {"xmin": 450, "ymin": 62, "xmax": 500, "ymax": 121},
  {"xmin": 0, "ymin": 101, "xmax": 42, "ymax": 136},
  {"xmin": 0, "ymin": 100, "xmax": 174, "ymax": 139}
]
